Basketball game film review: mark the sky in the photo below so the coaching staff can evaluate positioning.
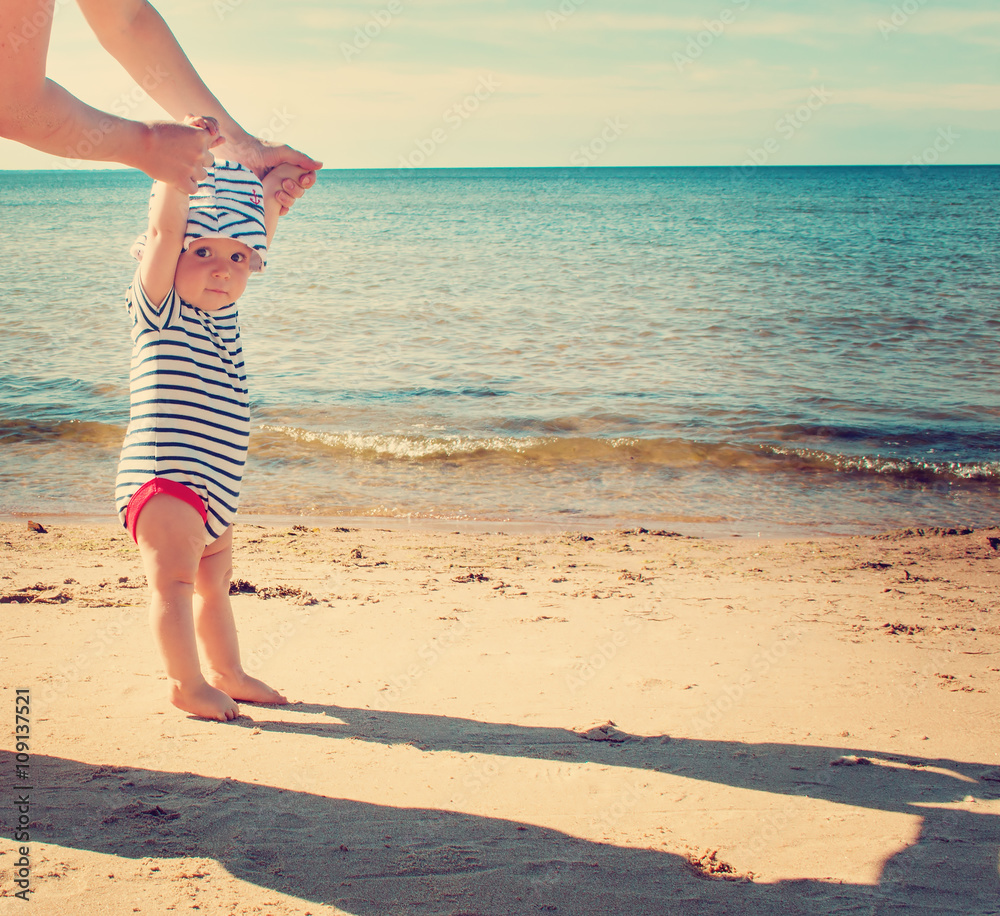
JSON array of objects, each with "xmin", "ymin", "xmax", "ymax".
[{"xmin": 1, "ymin": 0, "xmax": 998, "ymax": 170}]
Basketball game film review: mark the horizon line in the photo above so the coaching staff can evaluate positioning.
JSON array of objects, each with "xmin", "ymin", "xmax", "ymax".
[{"xmin": 1, "ymin": 162, "xmax": 997, "ymax": 174}]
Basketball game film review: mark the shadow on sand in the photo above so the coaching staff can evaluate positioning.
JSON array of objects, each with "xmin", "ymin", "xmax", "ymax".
[{"xmin": 7, "ymin": 707, "xmax": 999, "ymax": 914}]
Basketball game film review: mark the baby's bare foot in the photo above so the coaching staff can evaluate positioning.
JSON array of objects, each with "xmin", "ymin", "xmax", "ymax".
[
  {"xmin": 208, "ymin": 670, "xmax": 288, "ymax": 705},
  {"xmin": 169, "ymin": 680, "xmax": 240, "ymax": 721}
]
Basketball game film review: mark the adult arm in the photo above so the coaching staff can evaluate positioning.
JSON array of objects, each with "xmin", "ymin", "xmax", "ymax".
[
  {"xmin": 77, "ymin": 0, "xmax": 322, "ymax": 205},
  {"xmin": 0, "ymin": 0, "xmax": 215, "ymax": 191}
]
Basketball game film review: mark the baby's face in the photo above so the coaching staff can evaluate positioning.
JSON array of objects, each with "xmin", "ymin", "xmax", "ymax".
[{"xmin": 174, "ymin": 238, "xmax": 253, "ymax": 309}]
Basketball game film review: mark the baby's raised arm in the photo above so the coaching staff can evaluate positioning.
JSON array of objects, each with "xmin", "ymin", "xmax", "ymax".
[
  {"xmin": 138, "ymin": 180, "xmax": 190, "ymax": 307},
  {"xmin": 261, "ymin": 164, "xmax": 315, "ymax": 245},
  {"xmin": 137, "ymin": 117, "xmax": 223, "ymax": 305}
]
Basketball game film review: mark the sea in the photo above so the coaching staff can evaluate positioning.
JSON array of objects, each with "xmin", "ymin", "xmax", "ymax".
[{"xmin": 1, "ymin": 165, "xmax": 998, "ymax": 536}]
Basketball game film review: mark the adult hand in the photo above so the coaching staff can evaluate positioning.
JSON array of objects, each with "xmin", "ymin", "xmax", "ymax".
[
  {"xmin": 221, "ymin": 136, "xmax": 323, "ymax": 215},
  {"xmin": 142, "ymin": 118, "xmax": 225, "ymax": 194}
]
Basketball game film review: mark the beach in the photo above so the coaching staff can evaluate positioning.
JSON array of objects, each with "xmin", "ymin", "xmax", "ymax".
[{"xmin": 2, "ymin": 518, "xmax": 998, "ymax": 914}]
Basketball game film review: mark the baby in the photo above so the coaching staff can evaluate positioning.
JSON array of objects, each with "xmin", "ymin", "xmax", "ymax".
[{"xmin": 116, "ymin": 116, "xmax": 311, "ymax": 721}]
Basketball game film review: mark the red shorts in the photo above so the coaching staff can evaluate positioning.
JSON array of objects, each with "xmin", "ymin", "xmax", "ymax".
[{"xmin": 125, "ymin": 478, "xmax": 208, "ymax": 544}]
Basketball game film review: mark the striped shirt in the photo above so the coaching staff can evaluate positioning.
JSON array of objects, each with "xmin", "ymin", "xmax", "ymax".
[{"xmin": 115, "ymin": 270, "xmax": 251, "ymax": 542}]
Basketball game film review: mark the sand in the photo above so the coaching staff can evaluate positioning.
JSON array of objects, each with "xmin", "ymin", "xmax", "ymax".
[{"xmin": 1, "ymin": 518, "xmax": 999, "ymax": 915}]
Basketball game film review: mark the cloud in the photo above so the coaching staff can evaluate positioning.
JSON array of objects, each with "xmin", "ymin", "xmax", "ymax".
[
  {"xmin": 903, "ymin": 9, "xmax": 1000, "ymax": 33},
  {"xmin": 834, "ymin": 83, "xmax": 1000, "ymax": 113},
  {"xmin": 552, "ymin": 10, "xmax": 872, "ymax": 38}
]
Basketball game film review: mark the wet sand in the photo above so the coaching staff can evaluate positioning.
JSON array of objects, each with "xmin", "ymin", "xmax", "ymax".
[{"xmin": 1, "ymin": 520, "xmax": 999, "ymax": 914}]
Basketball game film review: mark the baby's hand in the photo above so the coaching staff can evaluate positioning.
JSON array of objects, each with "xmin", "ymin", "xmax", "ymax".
[
  {"xmin": 182, "ymin": 115, "xmax": 226, "ymax": 160},
  {"xmin": 262, "ymin": 162, "xmax": 316, "ymax": 216},
  {"xmin": 183, "ymin": 114, "xmax": 223, "ymax": 141}
]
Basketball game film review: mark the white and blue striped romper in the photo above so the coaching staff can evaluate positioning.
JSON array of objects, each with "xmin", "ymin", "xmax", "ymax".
[{"xmin": 115, "ymin": 271, "xmax": 251, "ymax": 543}]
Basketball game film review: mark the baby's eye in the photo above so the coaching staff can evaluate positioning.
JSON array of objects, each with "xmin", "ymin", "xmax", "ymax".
[
  {"xmin": 230, "ymin": 251, "xmax": 247, "ymax": 263},
  {"xmin": 193, "ymin": 246, "xmax": 211, "ymax": 258}
]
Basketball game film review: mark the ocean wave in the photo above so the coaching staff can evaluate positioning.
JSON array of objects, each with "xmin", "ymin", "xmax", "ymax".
[
  {"xmin": 4, "ymin": 417, "xmax": 996, "ymax": 487},
  {"xmin": 747, "ymin": 420, "xmax": 1000, "ymax": 451},
  {"xmin": 255, "ymin": 425, "xmax": 1000, "ymax": 484},
  {"xmin": 761, "ymin": 445, "xmax": 1000, "ymax": 482},
  {"xmin": 0, "ymin": 417, "xmax": 124, "ymax": 446},
  {"xmin": 256, "ymin": 425, "xmax": 549, "ymax": 461}
]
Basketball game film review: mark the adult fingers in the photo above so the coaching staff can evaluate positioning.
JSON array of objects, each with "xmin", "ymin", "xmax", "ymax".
[
  {"xmin": 251, "ymin": 143, "xmax": 323, "ymax": 177},
  {"xmin": 282, "ymin": 147, "xmax": 324, "ymax": 171}
]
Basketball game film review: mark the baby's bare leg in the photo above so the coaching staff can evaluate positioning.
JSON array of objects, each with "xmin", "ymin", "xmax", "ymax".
[
  {"xmin": 194, "ymin": 527, "xmax": 288, "ymax": 705},
  {"xmin": 136, "ymin": 494, "xmax": 240, "ymax": 721}
]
